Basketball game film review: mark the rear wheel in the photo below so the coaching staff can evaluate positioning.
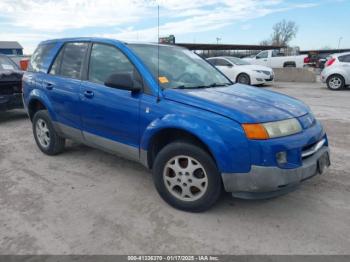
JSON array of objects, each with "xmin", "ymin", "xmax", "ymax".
[
  {"xmin": 33, "ymin": 110, "xmax": 65, "ymax": 155},
  {"xmin": 236, "ymin": 73, "xmax": 251, "ymax": 85},
  {"xmin": 327, "ymin": 74, "xmax": 345, "ymax": 90},
  {"xmin": 153, "ymin": 142, "xmax": 222, "ymax": 212}
]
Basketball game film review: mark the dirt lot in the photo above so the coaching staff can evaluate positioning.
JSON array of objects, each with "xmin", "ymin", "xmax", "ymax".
[{"xmin": 0, "ymin": 82, "xmax": 349, "ymax": 255}]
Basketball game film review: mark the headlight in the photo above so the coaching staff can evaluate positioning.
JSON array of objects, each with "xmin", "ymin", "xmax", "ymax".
[
  {"xmin": 242, "ymin": 118, "xmax": 302, "ymax": 140},
  {"xmin": 254, "ymin": 70, "xmax": 263, "ymax": 73},
  {"xmin": 263, "ymin": 118, "xmax": 302, "ymax": 138}
]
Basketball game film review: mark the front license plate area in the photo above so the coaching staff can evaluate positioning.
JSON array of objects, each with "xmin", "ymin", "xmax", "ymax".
[{"xmin": 318, "ymin": 152, "xmax": 330, "ymax": 174}]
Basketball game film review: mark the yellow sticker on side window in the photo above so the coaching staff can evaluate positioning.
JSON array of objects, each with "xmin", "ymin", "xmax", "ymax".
[{"xmin": 158, "ymin": 76, "xmax": 169, "ymax": 84}]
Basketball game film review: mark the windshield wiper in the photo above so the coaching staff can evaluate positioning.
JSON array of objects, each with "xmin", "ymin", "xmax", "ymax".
[
  {"xmin": 175, "ymin": 83, "xmax": 231, "ymax": 89},
  {"xmin": 208, "ymin": 82, "xmax": 231, "ymax": 87},
  {"xmin": 175, "ymin": 85, "xmax": 207, "ymax": 89}
]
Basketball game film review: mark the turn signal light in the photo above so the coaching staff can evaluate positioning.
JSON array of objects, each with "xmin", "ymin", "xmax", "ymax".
[{"xmin": 242, "ymin": 124, "xmax": 269, "ymax": 140}]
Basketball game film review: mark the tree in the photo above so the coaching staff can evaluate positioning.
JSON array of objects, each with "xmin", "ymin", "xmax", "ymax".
[
  {"xmin": 270, "ymin": 20, "xmax": 298, "ymax": 46},
  {"xmin": 260, "ymin": 20, "xmax": 298, "ymax": 47},
  {"xmin": 260, "ymin": 39, "xmax": 271, "ymax": 46}
]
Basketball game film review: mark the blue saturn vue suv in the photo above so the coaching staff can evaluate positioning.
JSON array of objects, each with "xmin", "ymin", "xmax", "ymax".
[{"xmin": 23, "ymin": 38, "xmax": 330, "ymax": 212}]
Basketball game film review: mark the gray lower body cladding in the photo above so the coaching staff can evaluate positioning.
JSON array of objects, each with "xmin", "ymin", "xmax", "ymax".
[{"xmin": 222, "ymin": 146, "xmax": 330, "ymax": 199}]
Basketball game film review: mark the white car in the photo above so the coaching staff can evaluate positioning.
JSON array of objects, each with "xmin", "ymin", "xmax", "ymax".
[
  {"xmin": 243, "ymin": 49, "xmax": 308, "ymax": 68},
  {"xmin": 320, "ymin": 52, "xmax": 350, "ymax": 90},
  {"xmin": 207, "ymin": 56, "xmax": 274, "ymax": 85}
]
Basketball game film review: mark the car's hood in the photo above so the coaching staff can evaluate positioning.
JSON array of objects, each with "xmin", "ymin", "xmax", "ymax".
[{"xmin": 163, "ymin": 84, "xmax": 309, "ymax": 123}]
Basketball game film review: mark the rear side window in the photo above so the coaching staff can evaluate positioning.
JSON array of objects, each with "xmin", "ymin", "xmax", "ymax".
[
  {"xmin": 207, "ymin": 59, "xmax": 217, "ymax": 66},
  {"xmin": 49, "ymin": 48, "xmax": 64, "ymax": 75},
  {"xmin": 338, "ymin": 55, "xmax": 350, "ymax": 63},
  {"xmin": 88, "ymin": 43, "xmax": 134, "ymax": 84},
  {"xmin": 59, "ymin": 42, "xmax": 89, "ymax": 79},
  {"xmin": 28, "ymin": 43, "xmax": 56, "ymax": 72},
  {"xmin": 215, "ymin": 59, "xmax": 231, "ymax": 66}
]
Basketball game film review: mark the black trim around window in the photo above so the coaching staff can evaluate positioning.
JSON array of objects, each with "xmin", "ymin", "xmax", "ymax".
[
  {"xmin": 48, "ymin": 41, "xmax": 90, "ymax": 80},
  {"xmin": 84, "ymin": 42, "xmax": 152, "ymax": 95}
]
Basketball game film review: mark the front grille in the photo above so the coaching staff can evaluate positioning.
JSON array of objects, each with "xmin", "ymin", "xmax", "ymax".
[
  {"xmin": 302, "ymin": 138, "xmax": 326, "ymax": 159},
  {"xmin": 0, "ymin": 81, "xmax": 21, "ymax": 95}
]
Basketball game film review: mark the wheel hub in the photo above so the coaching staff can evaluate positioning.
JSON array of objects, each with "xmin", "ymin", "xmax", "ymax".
[
  {"xmin": 163, "ymin": 155, "xmax": 208, "ymax": 202},
  {"xmin": 36, "ymin": 119, "xmax": 51, "ymax": 148},
  {"xmin": 329, "ymin": 77, "xmax": 342, "ymax": 89}
]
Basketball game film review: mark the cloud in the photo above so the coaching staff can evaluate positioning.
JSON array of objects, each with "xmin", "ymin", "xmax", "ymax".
[
  {"xmin": 0, "ymin": 0, "xmax": 319, "ymax": 53},
  {"xmin": 0, "ymin": 0, "xmax": 151, "ymax": 31}
]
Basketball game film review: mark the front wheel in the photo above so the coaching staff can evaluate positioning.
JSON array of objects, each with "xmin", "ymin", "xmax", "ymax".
[
  {"xmin": 153, "ymin": 142, "xmax": 222, "ymax": 212},
  {"xmin": 327, "ymin": 74, "xmax": 345, "ymax": 90},
  {"xmin": 236, "ymin": 73, "xmax": 251, "ymax": 85},
  {"xmin": 33, "ymin": 110, "xmax": 65, "ymax": 155}
]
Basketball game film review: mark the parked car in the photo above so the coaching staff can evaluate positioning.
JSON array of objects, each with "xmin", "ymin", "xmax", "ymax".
[
  {"xmin": 314, "ymin": 53, "xmax": 333, "ymax": 69},
  {"xmin": 8, "ymin": 55, "xmax": 31, "ymax": 70},
  {"xmin": 0, "ymin": 54, "xmax": 23, "ymax": 111},
  {"xmin": 23, "ymin": 38, "xmax": 330, "ymax": 212},
  {"xmin": 244, "ymin": 49, "xmax": 308, "ymax": 68},
  {"xmin": 207, "ymin": 56, "xmax": 274, "ymax": 85},
  {"xmin": 320, "ymin": 52, "xmax": 350, "ymax": 90}
]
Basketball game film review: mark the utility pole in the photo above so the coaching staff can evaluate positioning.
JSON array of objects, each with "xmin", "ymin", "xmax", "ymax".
[
  {"xmin": 338, "ymin": 37, "xmax": 343, "ymax": 49},
  {"xmin": 216, "ymin": 37, "xmax": 221, "ymax": 45}
]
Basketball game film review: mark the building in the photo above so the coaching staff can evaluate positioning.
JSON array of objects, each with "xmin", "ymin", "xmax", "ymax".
[
  {"xmin": 175, "ymin": 43, "xmax": 284, "ymax": 58},
  {"xmin": 0, "ymin": 41, "xmax": 23, "ymax": 55}
]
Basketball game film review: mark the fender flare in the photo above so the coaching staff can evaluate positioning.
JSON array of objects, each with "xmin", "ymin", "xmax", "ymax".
[
  {"xmin": 28, "ymin": 89, "xmax": 57, "ymax": 121},
  {"xmin": 140, "ymin": 114, "xmax": 235, "ymax": 172}
]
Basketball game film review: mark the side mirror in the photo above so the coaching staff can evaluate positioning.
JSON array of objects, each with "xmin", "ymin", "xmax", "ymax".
[{"xmin": 104, "ymin": 72, "xmax": 141, "ymax": 92}]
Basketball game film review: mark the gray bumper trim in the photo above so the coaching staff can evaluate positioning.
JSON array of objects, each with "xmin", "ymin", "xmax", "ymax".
[{"xmin": 222, "ymin": 146, "xmax": 330, "ymax": 197}]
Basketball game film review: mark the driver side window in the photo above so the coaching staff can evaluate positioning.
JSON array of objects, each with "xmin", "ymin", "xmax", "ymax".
[
  {"xmin": 256, "ymin": 51, "xmax": 268, "ymax": 59},
  {"xmin": 88, "ymin": 43, "xmax": 134, "ymax": 85}
]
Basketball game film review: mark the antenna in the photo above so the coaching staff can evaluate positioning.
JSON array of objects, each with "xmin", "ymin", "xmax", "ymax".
[{"xmin": 157, "ymin": 4, "xmax": 160, "ymax": 102}]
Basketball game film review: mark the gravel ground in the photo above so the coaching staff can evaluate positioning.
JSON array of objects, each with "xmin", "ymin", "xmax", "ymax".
[{"xmin": 0, "ymin": 82, "xmax": 349, "ymax": 255}]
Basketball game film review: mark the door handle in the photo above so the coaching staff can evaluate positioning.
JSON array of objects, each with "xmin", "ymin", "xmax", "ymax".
[
  {"xmin": 84, "ymin": 90, "xmax": 94, "ymax": 98},
  {"xmin": 44, "ymin": 81, "xmax": 54, "ymax": 90}
]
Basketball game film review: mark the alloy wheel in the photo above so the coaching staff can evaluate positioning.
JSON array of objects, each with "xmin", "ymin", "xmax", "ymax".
[
  {"xmin": 36, "ymin": 118, "xmax": 51, "ymax": 148},
  {"xmin": 163, "ymin": 155, "xmax": 208, "ymax": 202},
  {"xmin": 329, "ymin": 76, "xmax": 343, "ymax": 90}
]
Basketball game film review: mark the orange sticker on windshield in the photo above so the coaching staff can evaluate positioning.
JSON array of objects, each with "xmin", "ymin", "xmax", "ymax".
[{"xmin": 158, "ymin": 76, "xmax": 169, "ymax": 84}]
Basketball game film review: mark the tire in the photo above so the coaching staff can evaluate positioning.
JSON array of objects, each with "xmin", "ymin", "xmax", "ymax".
[
  {"xmin": 236, "ymin": 73, "xmax": 251, "ymax": 85},
  {"xmin": 153, "ymin": 142, "xmax": 222, "ymax": 212},
  {"xmin": 327, "ymin": 74, "xmax": 345, "ymax": 90},
  {"xmin": 32, "ymin": 110, "xmax": 65, "ymax": 155}
]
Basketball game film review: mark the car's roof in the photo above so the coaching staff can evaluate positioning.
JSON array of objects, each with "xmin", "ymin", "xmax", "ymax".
[
  {"xmin": 207, "ymin": 56, "xmax": 228, "ymax": 60},
  {"xmin": 332, "ymin": 52, "xmax": 350, "ymax": 57},
  {"xmin": 39, "ymin": 37, "xmax": 180, "ymax": 48},
  {"xmin": 207, "ymin": 56, "xmax": 240, "ymax": 60},
  {"xmin": 40, "ymin": 37, "xmax": 122, "ymax": 45}
]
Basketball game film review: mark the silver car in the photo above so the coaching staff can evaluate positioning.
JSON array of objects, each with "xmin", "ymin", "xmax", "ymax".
[{"xmin": 320, "ymin": 52, "xmax": 350, "ymax": 90}]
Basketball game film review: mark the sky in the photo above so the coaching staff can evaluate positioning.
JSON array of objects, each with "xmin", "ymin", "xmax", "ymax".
[{"xmin": 0, "ymin": 0, "xmax": 349, "ymax": 54}]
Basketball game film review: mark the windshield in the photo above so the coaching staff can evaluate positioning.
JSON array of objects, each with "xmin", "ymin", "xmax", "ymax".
[
  {"xmin": 128, "ymin": 44, "xmax": 231, "ymax": 89},
  {"xmin": 0, "ymin": 56, "xmax": 18, "ymax": 71},
  {"xmin": 225, "ymin": 57, "xmax": 251, "ymax": 65}
]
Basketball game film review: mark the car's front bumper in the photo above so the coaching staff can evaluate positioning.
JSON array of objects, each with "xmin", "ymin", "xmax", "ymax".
[
  {"xmin": 251, "ymin": 73, "xmax": 274, "ymax": 85},
  {"xmin": 0, "ymin": 93, "xmax": 23, "ymax": 111},
  {"xmin": 222, "ymin": 146, "xmax": 330, "ymax": 199}
]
